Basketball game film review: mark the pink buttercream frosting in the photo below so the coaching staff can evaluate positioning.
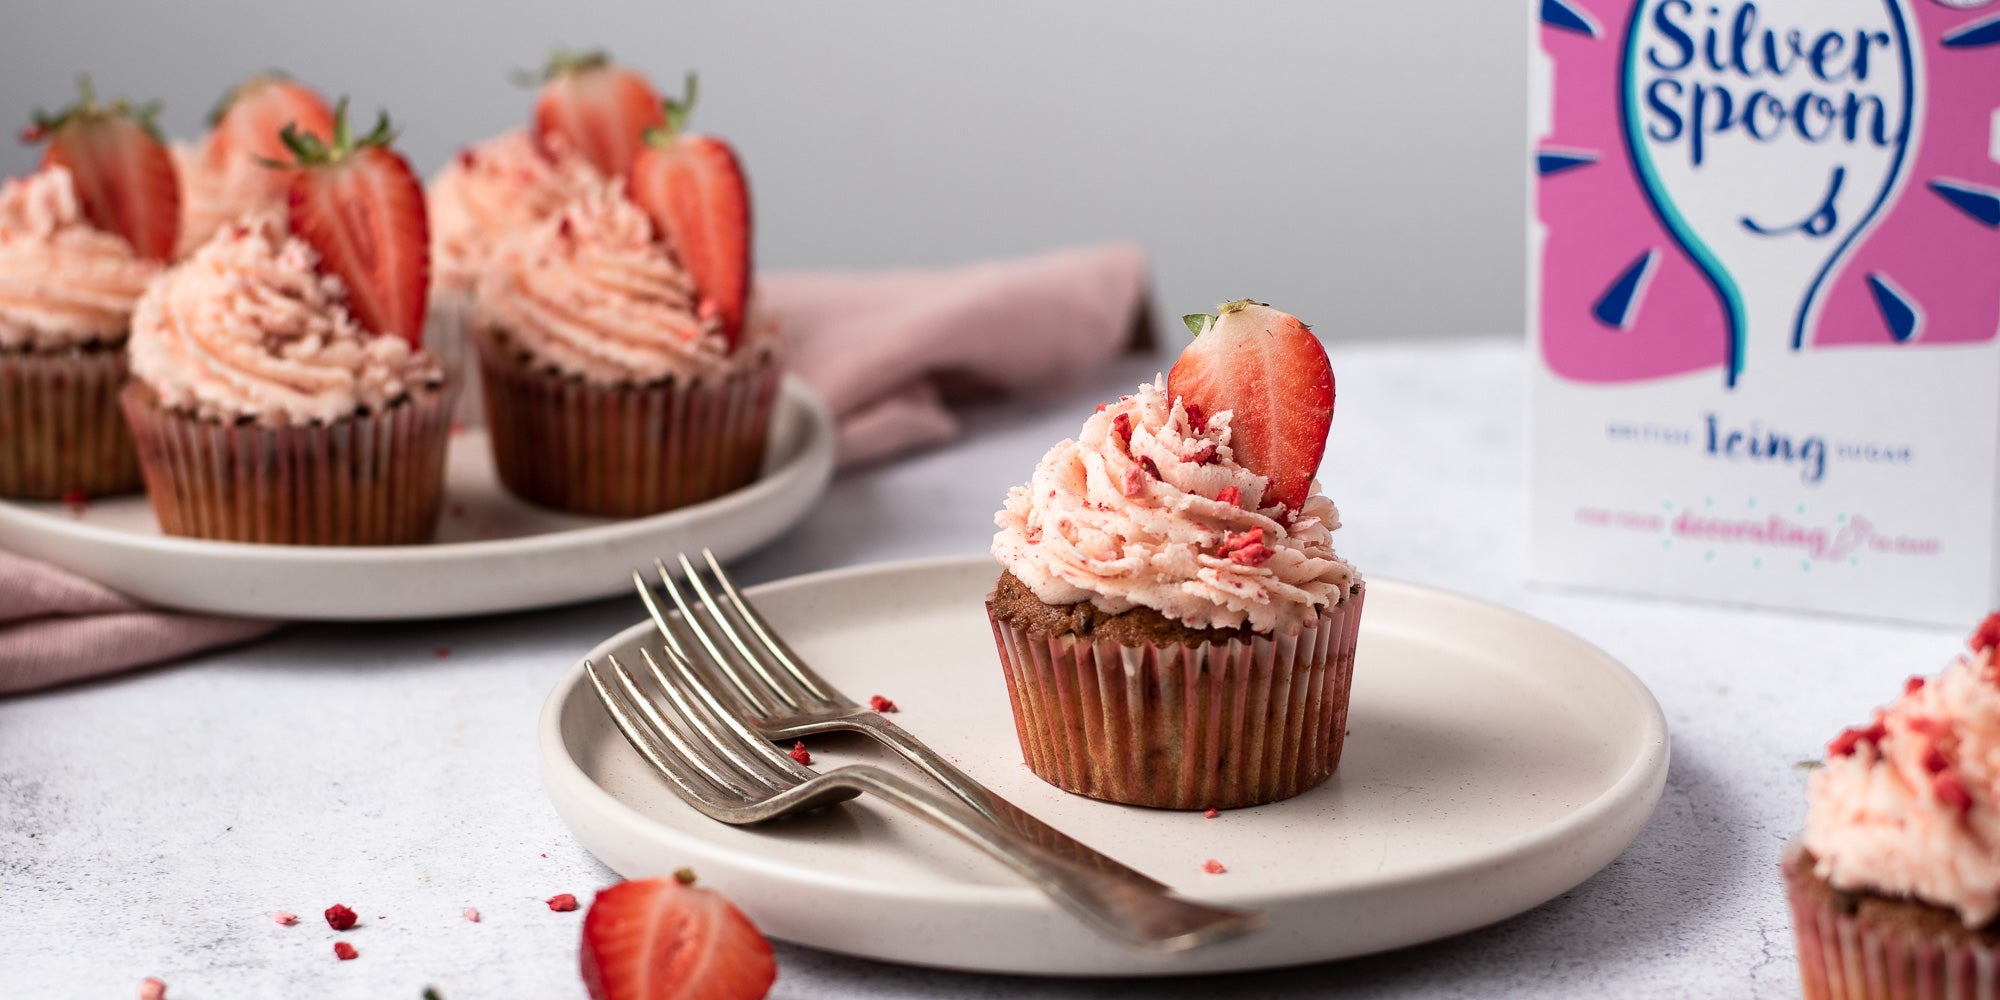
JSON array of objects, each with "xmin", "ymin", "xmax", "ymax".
[
  {"xmin": 128, "ymin": 216, "xmax": 442, "ymax": 425},
  {"xmin": 992, "ymin": 378, "xmax": 1356, "ymax": 633},
  {"xmin": 0, "ymin": 167, "xmax": 162, "ymax": 351},
  {"xmin": 475, "ymin": 180, "xmax": 764, "ymax": 384},
  {"xmin": 172, "ymin": 141, "xmax": 292, "ymax": 261},
  {"xmin": 427, "ymin": 130, "xmax": 603, "ymax": 296},
  {"xmin": 1803, "ymin": 620, "xmax": 2000, "ymax": 926}
]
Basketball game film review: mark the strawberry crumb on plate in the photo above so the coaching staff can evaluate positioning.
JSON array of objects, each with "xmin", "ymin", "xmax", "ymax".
[
  {"xmin": 547, "ymin": 893, "xmax": 579, "ymax": 912},
  {"xmin": 463, "ymin": 907, "xmax": 480, "ymax": 923},
  {"xmin": 1203, "ymin": 808, "xmax": 1220, "ymax": 819},
  {"xmin": 273, "ymin": 910, "xmax": 299, "ymax": 926},
  {"xmin": 1202, "ymin": 859, "xmax": 1227, "ymax": 875},
  {"xmin": 333, "ymin": 941, "xmax": 358, "ymax": 961},
  {"xmin": 324, "ymin": 903, "xmax": 358, "ymax": 930},
  {"xmin": 789, "ymin": 741, "xmax": 812, "ymax": 765},
  {"xmin": 433, "ymin": 647, "xmax": 451, "ymax": 659},
  {"xmin": 868, "ymin": 694, "xmax": 899, "ymax": 713},
  {"xmin": 139, "ymin": 978, "xmax": 165, "ymax": 1000}
]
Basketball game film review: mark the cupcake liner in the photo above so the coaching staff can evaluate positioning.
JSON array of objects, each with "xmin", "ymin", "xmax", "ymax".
[
  {"xmin": 0, "ymin": 344, "xmax": 141, "ymax": 499},
  {"xmin": 1784, "ymin": 844, "xmax": 1996, "ymax": 999},
  {"xmin": 423, "ymin": 287, "xmax": 482, "ymax": 424},
  {"xmin": 119, "ymin": 380, "xmax": 456, "ymax": 545},
  {"xmin": 987, "ymin": 584, "xmax": 1364, "ymax": 810},
  {"xmin": 474, "ymin": 330, "xmax": 780, "ymax": 518}
]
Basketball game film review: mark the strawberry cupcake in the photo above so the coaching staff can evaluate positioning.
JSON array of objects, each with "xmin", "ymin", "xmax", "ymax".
[
  {"xmin": 2, "ymin": 84, "xmax": 177, "ymax": 499},
  {"xmin": 122, "ymin": 105, "xmax": 454, "ymax": 545},
  {"xmin": 471, "ymin": 82, "xmax": 775, "ymax": 517},
  {"xmin": 989, "ymin": 300, "xmax": 1363, "ymax": 810},
  {"xmin": 425, "ymin": 52, "xmax": 660, "ymax": 417},
  {"xmin": 1784, "ymin": 613, "xmax": 2000, "ymax": 999},
  {"xmin": 171, "ymin": 73, "xmax": 335, "ymax": 259}
]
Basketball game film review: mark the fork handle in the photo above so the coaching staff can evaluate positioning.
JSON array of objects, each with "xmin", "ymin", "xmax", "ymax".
[
  {"xmin": 815, "ymin": 764, "xmax": 1259, "ymax": 950},
  {"xmin": 852, "ymin": 715, "xmax": 1181, "ymax": 884}
]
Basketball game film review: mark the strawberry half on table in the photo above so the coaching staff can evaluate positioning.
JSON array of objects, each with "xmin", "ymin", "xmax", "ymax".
[
  {"xmin": 269, "ymin": 101, "xmax": 430, "ymax": 346},
  {"xmin": 21, "ymin": 77, "xmax": 180, "ymax": 261},
  {"xmin": 580, "ymin": 869, "xmax": 776, "ymax": 1000},
  {"xmin": 529, "ymin": 50, "xmax": 666, "ymax": 177},
  {"xmin": 1168, "ymin": 300, "xmax": 1336, "ymax": 516},
  {"xmin": 626, "ymin": 75, "xmax": 752, "ymax": 349}
]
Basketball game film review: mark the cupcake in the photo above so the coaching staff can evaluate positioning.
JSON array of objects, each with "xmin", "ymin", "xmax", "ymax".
[
  {"xmin": 3, "ymin": 83, "xmax": 177, "ymax": 499},
  {"xmin": 988, "ymin": 300, "xmax": 1362, "ymax": 810},
  {"xmin": 171, "ymin": 73, "xmax": 335, "ymax": 260},
  {"xmin": 425, "ymin": 51, "xmax": 661, "ymax": 418},
  {"xmin": 471, "ymin": 81, "xmax": 775, "ymax": 518},
  {"xmin": 122, "ymin": 104, "xmax": 454, "ymax": 545},
  {"xmin": 1784, "ymin": 613, "xmax": 2000, "ymax": 999}
]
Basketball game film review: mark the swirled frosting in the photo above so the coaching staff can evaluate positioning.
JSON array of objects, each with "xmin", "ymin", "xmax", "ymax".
[
  {"xmin": 474, "ymin": 180, "xmax": 750, "ymax": 384},
  {"xmin": 992, "ymin": 378, "xmax": 1356, "ymax": 633},
  {"xmin": 0, "ymin": 167, "xmax": 162, "ymax": 350},
  {"xmin": 1803, "ymin": 617, "xmax": 2000, "ymax": 926},
  {"xmin": 428, "ymin": 130, "xmax": 603, "ymax": 296},
  {"xmin": 128, "ymin": 216, "xmax": 441, "ymax": 425},
  {"xmin": 172, "ymin": 141, "xmax": 292, "ymax": 261}
]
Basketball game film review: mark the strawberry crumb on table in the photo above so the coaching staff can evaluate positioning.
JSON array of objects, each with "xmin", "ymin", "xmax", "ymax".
[
  {"xmin": 546, "ymin": 893, "xmax": 578, "ymax": 912},
  {"xmin": 323, "ymin": 904, "xmax": 358, "ymax": 931},
  {"xmin": 139, "ymin": 978, "xmax": 165, "ymax": 1000},
  {"xmin": 1202, "ymin": 859, "xmax": 1227, "ymax": 875},
  {"xmin": 332, "ymin": 942, "xmax": 358, "ymax": 961},
  {"xmin": 463, "ymin": 907, "xmax": 480, "ymax": 923},
  {"xmin": 272, "ymin": 911, "xmax": 298, "ymax": 926}
]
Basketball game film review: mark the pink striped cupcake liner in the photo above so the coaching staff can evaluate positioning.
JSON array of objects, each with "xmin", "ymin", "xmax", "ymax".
[
  {"xmin": 987, "ymin": 584, "xmax": 1364, "ymax": 810},
  {"xmin": 120, "ymin": 380, "xmax": 456, "ymax": 545},
  {"xmin": 0, "ymin": 344, "xmax": 141, "ymax": 499},
  {"xmin": 1784, "ymin": 844, "xmax": 1999, "ymax": 1000},
  {"xmin": 474, "ymin": 329, "xmax": 780, "ymax": 518}
]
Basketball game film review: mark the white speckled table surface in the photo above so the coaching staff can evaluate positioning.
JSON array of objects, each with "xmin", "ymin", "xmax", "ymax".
[{"xmin": 1, "ymin": 337, "xmax": 1951, "ymax": 999}]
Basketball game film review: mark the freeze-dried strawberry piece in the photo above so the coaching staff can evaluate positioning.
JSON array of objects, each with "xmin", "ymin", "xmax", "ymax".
[
  {"xmin": 324, "ymin": 904, "xmax": 358, "ymax": 930},
  {"xmin": 333, "ymin": 941, "xmax": 358, "ymax": 961},
  {"xmin": 869, "ymin": 694, "xmax": 898, "ymax": 713},
  {"xmin": 548, "ymin": 893, "xmax": 579, "ymax": 912}
]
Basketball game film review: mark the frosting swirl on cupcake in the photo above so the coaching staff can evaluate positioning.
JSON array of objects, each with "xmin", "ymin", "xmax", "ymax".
[
  {"xmin": 991, "ymin": 378, "xmax": 1356, "ymax": 633},
  {"xmin": 428, "ymin": 130, "xmax": 603, "ymax": 297},
  {"xmin": 0, "ymin": 167, "xmax": 162, "ymax": 350},
  {"xmin": 474, "ymin": 180, "xmax": 746, "ymax": 384},
  {"xmin": 129, "ymin": 215, "xmax": 440, "ymax": 425},
  {"xmin": 1803, "ymin": 618, "xmax": 2000, "ymax": 927}
]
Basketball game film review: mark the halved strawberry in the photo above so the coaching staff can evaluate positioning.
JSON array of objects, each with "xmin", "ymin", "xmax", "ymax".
[
  {"xmin": 1167, "ymin": 300, "xmax": 1335, "ymax": 514},
  {"xmin": 529, "ymin": 50, "xmax": 665, "ymax": 177},
  {"xmin": 275, "ymin": 101, "xmax": 429, "ymax": 344},
  {"xmin": 580, "ymin": 869, "xmax": 775, "ymax": 1000},
  {"xmin": 628, "ymin": 76, "xmax": 752, "ymax": 348},
  {"xmin": 203, "ymin": 72, "xmax": 336, "ymax": 174},
  {"xmin": 21, "ymin": 77, "xmax": 179, "ymax": 261}
]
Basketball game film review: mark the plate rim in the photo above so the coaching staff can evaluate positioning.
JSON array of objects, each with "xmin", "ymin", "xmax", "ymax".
[
  {"xmin": 0, "ymin": 375, "xmax": 833, "ymax": 566},
  {"xmin": 539, "ymin": 554, "xmax": 1670, "ymax": 909}
]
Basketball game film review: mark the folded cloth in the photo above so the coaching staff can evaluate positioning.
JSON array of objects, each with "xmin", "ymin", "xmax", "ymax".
[
  {"xmin": 765, "ymin": 242, "xmax": 1155, "ymax": 468},
  {"xmin": 0, "ymin": 242, "xmax": 1153, "ymax": 693},
  {"xmin": 0, "ymin": 549, "xmax": 279, "ymax": 695}
]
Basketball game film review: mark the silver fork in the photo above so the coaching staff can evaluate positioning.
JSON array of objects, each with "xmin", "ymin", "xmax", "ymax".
[{"xmin": 587, "ymin": 644, "xmax": 1258, "ymax": 950}]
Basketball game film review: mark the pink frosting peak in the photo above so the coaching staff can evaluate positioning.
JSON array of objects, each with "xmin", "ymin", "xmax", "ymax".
[
  {"xmin": 427, "ymin": 129, "xmax": 604, "ymax": 295},
  {"xmin": 0, "ymin": 167, "xmax": 162, "ymax": 350},
  {"xmin": 475, "ymin": 179, "xmax": 757, "ymax": 384},
  {"xmin": 1804, "ymin": 616, "xmax": 2000, "ymax": 926},
  {"xmin": 128, "ymin": 216, "xmax": 441, "ymax": 425},
  {"xmin": 992, "ymin": 378, "xmax": 1356, "ymax": 633}
]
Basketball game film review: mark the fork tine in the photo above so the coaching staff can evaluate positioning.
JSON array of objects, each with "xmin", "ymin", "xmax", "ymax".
[
  {"xmin": 637, "ymin": 647, "xmax": 807, "ymax": 789},
  {"xmin": 701, "ymin": 548, "xmax": 840, "ymax": 703},
  {"xmin": 660, "ymin": 555, "xmax": 805, "ymax": 712},
  {"xmin": 676, "ymin": 552, "xmax": 831, "ymax": 710},
  {"xmin": 587, "ymin": 657, "xmax": 742, "ymax": 809},
  {"xmin": 607, "ymin": 652, "xmax": 777, "ymax": 798},
  {"xmin": 631, "ymin": 568, "xmax": 695, "ymax": 664},
  {"xmin": 650, "ymin": 558, "xmax": 793, "ymax": 713}
]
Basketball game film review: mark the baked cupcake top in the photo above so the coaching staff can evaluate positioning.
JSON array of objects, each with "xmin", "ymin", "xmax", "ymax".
[
  {"xmin": 1803, "ymin": 614, "xmax": 2000, "ymax": 926},
  {"xmin": 992, "ymin": 377, "xmax": 1354, "ymax": 634},
  {"xmin": 475, "ymin": 180, "xmax": 763, "ymax": 384},
  {"xmin": 129, "ymin": 215, "xmax": 439, "ymax": 425},
  {"xmin": 427, "ymin": 129, "xmax": 603, "ymax": 296},
  {"xmin": 0, "ymin": 167, "xmax": 163, "ymax": 350}
]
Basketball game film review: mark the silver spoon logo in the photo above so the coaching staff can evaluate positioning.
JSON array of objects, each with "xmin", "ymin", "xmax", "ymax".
[{"xmin": 1623, "ymin": 0, "xmax": 1916, "ymax": 387}]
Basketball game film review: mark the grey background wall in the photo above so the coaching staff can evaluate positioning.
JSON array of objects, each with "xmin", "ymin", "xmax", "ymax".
[{"xmin": 0, "ymin": 1, "xmax": 1528, "ymax": 341}]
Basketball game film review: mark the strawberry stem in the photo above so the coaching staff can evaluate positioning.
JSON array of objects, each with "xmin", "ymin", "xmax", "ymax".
[
  {"xmin": 23, "ymin": 75, "xmax": 166, "ymax": 146},
  {"xmin": 515, "ymin": 48, "xmax": 611, "ymax": 87},
  {"xmin": 645, "ymin": 72, "xmax": 701, "ymax": 147},
  {"xmin": 1182, "ymin": 313, "xmax": 1215, "ymax": 338},
  {"xmin": 268, "ymin": 97, "xmax": 397, "ymax": 169}
]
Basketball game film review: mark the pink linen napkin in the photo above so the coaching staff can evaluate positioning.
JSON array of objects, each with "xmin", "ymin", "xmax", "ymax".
[{"xmin": 0, "ymin": 242, "xmax": 1155, "ymax": 693}]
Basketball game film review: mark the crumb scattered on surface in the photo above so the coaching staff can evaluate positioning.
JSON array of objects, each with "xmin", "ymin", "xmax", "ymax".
[
  {"xmin": 273, "ymin": 911, "xmax": 298, "ymax": 926},
  {"xmin": 546, "ymin": 893, "xmax": 578, "ymax": 912},
  {"xmin": 324, "ymin": 904, "xmax": 358, "ymax": 931},
  {"xmin": 463, "ymin": 907, "xmax": 480, "ymax": 923},
  {"xmin": 333, "ymin": 941, "xmax": 358, "ymax": 961},
  {"xmin": 433, "ymin": 647, "xmax": 451, "ymax": 659},
  {"xmin": 869, "ymin": 694, "xmax": 899, "ymax": 713},
  {"xmin": 790, "ymin": 741, "xmax": 812, "ymax": 765},
  {"xmin": 1202, "ymin": 859, "xmax": 1227, "ymax": 875},
  {"xmin": 139, "ymin": 978, "xmax": 165, "ymax": 1000},
  {"xmin": 1203, "ymin": 808, "xmax": 1219, "ymax": 819}
]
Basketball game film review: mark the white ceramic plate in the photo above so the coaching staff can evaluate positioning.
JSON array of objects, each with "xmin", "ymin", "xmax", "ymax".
[
  {"xmin": 539, "ymin": 556, "xmax": 1670, "ymax": 976},
  {"xmin": 0, "ymin": 377, "xmax": 834, "ymax": 621}
]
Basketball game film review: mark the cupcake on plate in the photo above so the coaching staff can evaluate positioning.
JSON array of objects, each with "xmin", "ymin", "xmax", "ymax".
[
  {"xmin": 425, "ymin": 51, "xmax": 660, "ymax": 416},
  {"xmin": 122, "ymin": 104, "xmax": 454, "ymax": 545},
  {"xmin": 471, "ymin": 79, "xmax": 776, "ymax": 518},
  {"xmin": 988, "ymin": 300, "xmax": 1362, "ymax": 810},
  {"xmin": 170, "ymin": 72, "xmax": 335, "ymax": 260},
  {"xmin": 1784, "ymin": 613, "xmax": 2000, "ymax": 999},
  {"xmin": 2, "ymin": 82, "xmax": 177, "ymax": 498}
]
